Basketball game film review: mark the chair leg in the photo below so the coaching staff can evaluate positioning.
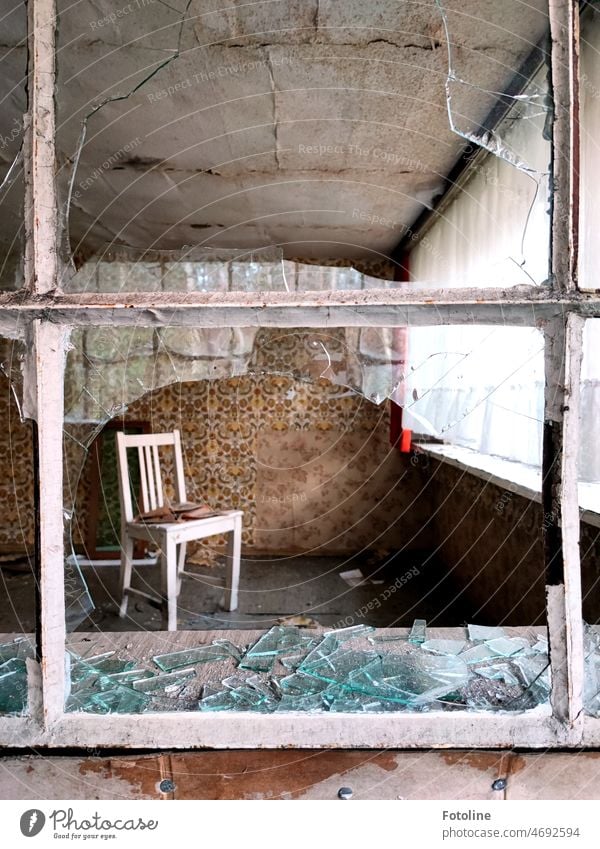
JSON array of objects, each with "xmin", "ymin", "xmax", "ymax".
[
  {"xmin": 118, "ymin": 534, "xmax": 134, "ymax": 618},
  {"xmin": 161, "ymin": 536, "xmax": 178, "ymax": 631},
  {"xmin": 224, "ymin": 517, "xmax": 242, "ymax": 611},
  {"xmin": 176, "ymin": 542, "xmax": 187, "ymax": 596}
]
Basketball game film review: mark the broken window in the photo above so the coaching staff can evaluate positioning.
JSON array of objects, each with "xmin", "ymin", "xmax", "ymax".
[
  {"xmin": 53, "ymin": 0, "xmax": 551, "ymax": 293},
  {"xmin": 4, "ymin": 0, "xmax": 600, "ymax": 746},
  {"xmin": 55, "ymin": 318, "xmax": 551, "ymax": 715}
]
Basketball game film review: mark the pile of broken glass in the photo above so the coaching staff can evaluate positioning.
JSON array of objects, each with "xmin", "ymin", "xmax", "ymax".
[{"xmin": 65, "ymin": 623, "xmax": 551, "ymax": 715}]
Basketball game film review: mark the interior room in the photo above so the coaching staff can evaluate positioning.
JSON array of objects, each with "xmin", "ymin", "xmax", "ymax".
[{"xmin": 1, "ymin": 0, "xmax": 600, "ymax": 747}]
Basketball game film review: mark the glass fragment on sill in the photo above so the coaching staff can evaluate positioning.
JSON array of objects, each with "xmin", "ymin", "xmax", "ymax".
[
  {"xmin": 198, "ymin": 690, "xmax": 240, "ymax": 712},
  {"xmin": 323, "ymin": 624, "xmax": 375, "ymax": 641},
  {"xmin": 279, "ymin": 673, "xmax": 331, "ymax": 697},
  {"xmin": 0, "ymin": 669, "xmax": 28, "ymax": 715},
  {"xmin": 276, "ymin": 693, "xmax": 326, "ymax": 712},
  {"xmin": 368, "ymin": 633, "xmax": 406, "ymax": 644},
  {"xmin": 302, "ymin": 648, "xmax": 379, "ymax": 683},
  {"xmin": 211, "ymin": 639, "xmax": 244, "ymax": 662},
  {"xmin": 408, "ymin": 619, "xmax": 427, "ymax": 645},
  {"xmin": 467, "ymin": 625, "xmax": 507, "ymax": 642},
  {"xmin": 351, "ymin": 652, "xmax": 470, "ymax": 707},
  {"xmin": 421, "ymin": 639, "xmax": 466, "ymax": 656},
  {"xmin": 486, "ymin": 637, "xmax": 532, "ymax": 657},
  {"xmin": 0, "ymin": 638, "xmax": 29, "ymax": 714},
  {"xmin": 131, "ymin": 671, "xmax": 195, "ymax": 692},
  {"xmin": 515, "ymin": 656, "xmax": 551, "ymax": 697},
  {"xmin": 476, "ymin": 664, "xmax": 520, "ymax": 687},
  {"xmin": 239, "ymin": 626, "xmax": 316, "ymax": 673},
  {"xmin": 458, "ymin": 644, "xmax": 497, "ymax": 664},
  {"xmin": 63, "ymin": 626, "xmax": 552, "ymax": 715},
  {"xmin": 0, "ymin": 638, "xmax": 34, "ymax": 663},
  {"xmin": 0, "ymin": 657, "xmax": 27, "ymax": 678},
  {"xmin": 153, "ymin": 642, "xmax": 239, "ymax": 671}
]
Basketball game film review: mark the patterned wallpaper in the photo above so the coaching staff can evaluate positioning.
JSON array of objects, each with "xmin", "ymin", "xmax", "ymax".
[
  {"xmin": 0, "ymin": 378, "xmax": 34, "ymax": 549},
  {"xmin": 424, "ymin": 459, "xmax": 600, "ymax": 624}
]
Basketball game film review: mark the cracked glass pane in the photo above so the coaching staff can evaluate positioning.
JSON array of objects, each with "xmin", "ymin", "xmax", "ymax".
[
  {"xmin": 435, "ymin": 0, "xmax": 550, "ymax": 172},
  {"xmin": 54, "ymin": 0, "xmax": 550, "ymax": 292},
  {"xmin": 406, "ymin": 1, "xmax": 551, "ymax": 288},
  {"xmin": 0, "ymin": 1, "xmax": 26, "ymax": 291},
  {"xmin": 402, "ymin": 324, "xmax": 544, "ymax": 469}
]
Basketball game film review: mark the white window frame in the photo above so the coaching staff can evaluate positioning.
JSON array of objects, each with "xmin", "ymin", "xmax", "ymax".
[{"xmin": 0, "ymin": 0, "xmax": 597, "ymax": 749}]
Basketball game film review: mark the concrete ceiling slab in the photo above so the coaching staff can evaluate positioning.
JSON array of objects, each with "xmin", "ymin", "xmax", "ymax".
[{"xmin": 0, "ymin": 1, "xmax": 550, "ymax": 268}]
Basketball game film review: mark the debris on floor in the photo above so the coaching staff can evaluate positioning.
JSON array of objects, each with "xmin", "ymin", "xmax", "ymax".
[
  {"xmin": 277, "ymin": 614, "xmax": 320, "ymax": 628},
  {"xmin": 339, "ymin": 569, "xmax": 384, "ymax": 588},
  {"xmin": 62, "ymin": 623, "xmax": 552, "ymax": 716}
]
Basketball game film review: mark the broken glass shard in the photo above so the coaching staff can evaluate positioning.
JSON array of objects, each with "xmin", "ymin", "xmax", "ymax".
[
  {"xmin": 279, "ymin": 673, "xmax": 330, "ymax": 697},
  {"xmin": 239, "ymin": 626, "xmax": 315, "ymax": 672},
  {"xmin": 95, "ymin": 669, "xmax": 151, "ymax": 692},
  {"xmin": 67, "ymin": 684, "xmax": 150, "ymax": 715},
  {"xmin": 0, "ymin": 669, "xmax": 27, "ymax": 714},
  {"xmin": 133, "ymin": 669, "xmax": 196, "ymax": 693},
  {"xmin": 368, "ymin": 634, "xmax": 406, "ymax": 644},
  {"xmin": 421, "ymin": 639, "xmax": 466, "ymax": 656},
  {"xmin": 476, "ymin": 664, "xmax": 520, "ymax": 687},
  {"xmin": 302, "ymin": 648, "xmax": 378, "ymax": 684},
  {"xmin": 211, "ymin": 639, "xmax": 243, "ymax": 662},
  {"xmin": 408, "ymin": 619, "xmax": 427, "ymax": 645},
  {"xmin": 0, "ymin": 639, "xmax": 33, "ymax": 663},
  {"xmin": 351, "ymin": 652, "xmax": 470, "ymax": 706},
  {"xmin": 513, "ymin": 654, "xmax": 551, "ymax": 696},
  {"xmin": 152, "ymin": 643, "xmax": 234, "ymax": 671},
  {"xmin": 324, "ymin": 624, "xmax": 375, "ymax": 641},
  {"xmin": 459, "ymin": 644, "xmax": 497, "ymax": 664},
  {"xmin": 199, "ymin": 690, "xmax": 239, "ymax": 711},
  {"xmin": 0, "ymin": 657, "xmax": 27, "ymax": 678},
  {"xmin": 222, "ymin": 675, "xmax": 248, "ymax": 690},
  {"xmin": 467, "ymin": 625, "xmax": 507, "ymax": 641},
  {"xmin": 276, "ymin": 693, "xmax": 325, "ymax": 712},
  {"xmin": 485, "ymin": 637, "xmax": 530, "ymax": 657}
]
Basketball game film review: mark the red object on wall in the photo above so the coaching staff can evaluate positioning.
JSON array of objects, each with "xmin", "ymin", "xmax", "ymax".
[{"xmin": 400, "ymin": 428, "xmax": 412, "ymax": 453}]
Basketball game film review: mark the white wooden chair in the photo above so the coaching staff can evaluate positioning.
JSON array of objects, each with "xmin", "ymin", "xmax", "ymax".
[{"xmin": 115, "ymin": 429, "xmax": 242, "ymax": 631}]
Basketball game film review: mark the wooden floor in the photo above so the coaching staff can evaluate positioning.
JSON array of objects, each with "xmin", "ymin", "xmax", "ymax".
[{"xmin": 1, "ymin": 749, "xmax": 600, "ymax": 800}]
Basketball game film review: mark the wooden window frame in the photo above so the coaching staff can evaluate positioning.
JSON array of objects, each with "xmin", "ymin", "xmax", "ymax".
[{"xmin": 1, "ymin": 0, "xmax": 598, "ymax": 749}]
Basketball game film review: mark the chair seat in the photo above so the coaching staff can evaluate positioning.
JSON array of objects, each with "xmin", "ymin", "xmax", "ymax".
[{"xmin": 124, "ymin": 511, "xmax": 243, "ymax": 546}]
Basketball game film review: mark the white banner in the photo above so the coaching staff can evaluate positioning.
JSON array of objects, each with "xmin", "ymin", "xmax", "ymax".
[{"xmin": 0, "ymin": 800, "xmax": 597, "ymax": 848}]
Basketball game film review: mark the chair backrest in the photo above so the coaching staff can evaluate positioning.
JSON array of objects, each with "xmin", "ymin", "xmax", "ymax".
[{"xmin": 115, "ymin": 430, "xmax": 187, "ymax": 523}]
